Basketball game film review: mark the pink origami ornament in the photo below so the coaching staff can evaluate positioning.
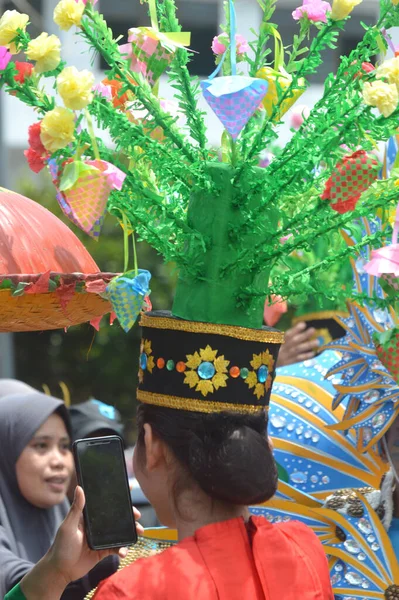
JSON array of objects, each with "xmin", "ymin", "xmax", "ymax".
[
  {"xmin": 201, "ymin": 76, "xmax": 268, "ymax": 140},
  {"xmin": 120, "ymin": 27, "xmax": 189, "ymax": 87},
  {"xmin": 56, "ymin": 159, "xmax": 126, "ymax": 239},
  {"xmin": 365, "ymin": 203, "xmax": 399, "ymax": 293}
]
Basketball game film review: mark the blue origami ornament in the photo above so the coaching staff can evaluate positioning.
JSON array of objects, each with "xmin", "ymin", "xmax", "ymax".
[
  {"xmin": 106, "ymin": 269, "xmax": 151, "ymax": 332},
  {"xmin": 201, "ymin": 76, "xmax": 268, "ymax": 140}
]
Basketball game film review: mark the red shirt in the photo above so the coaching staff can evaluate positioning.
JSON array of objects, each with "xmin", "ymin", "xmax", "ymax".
[{"xmin": 94, "ymin": 516, "xmax": 333, "ymax": 599}]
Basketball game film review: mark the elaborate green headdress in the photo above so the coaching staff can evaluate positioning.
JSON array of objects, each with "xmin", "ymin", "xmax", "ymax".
[{"xmin": 2, "ymin": 0, "xmax": 399, "ymax": 412}]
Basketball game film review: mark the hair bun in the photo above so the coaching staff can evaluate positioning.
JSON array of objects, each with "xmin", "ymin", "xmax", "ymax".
[
  {"xmin": 137, "ymin": 405, "xmax": 278, "ymax": 507},
  {"xmin": 188, "ymin": 419, "xmax": 278, "ymax": 505}
]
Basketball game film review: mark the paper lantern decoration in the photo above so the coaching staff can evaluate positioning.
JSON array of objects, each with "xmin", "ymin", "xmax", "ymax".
[
  {"xmin": 256, "ymin": 67, "xmax": 305, "ymax": 121},
  {"xmin": 106, "ymin": 269, "xmax": 151, "ymax": 332},
  {"xmin": 55, "ymin": 159, "xmax": 126, "ymax": 239},
  {"xmin": 0, "ymin": 187, "xmax": 114, "ymax": 332},
  {"xmin": 321, "ymin": 150, "xmax": 380, "ymax": 214},
  {"xmin": 201, "ymin": 76, "xmax": 268, "ymax": 140}
]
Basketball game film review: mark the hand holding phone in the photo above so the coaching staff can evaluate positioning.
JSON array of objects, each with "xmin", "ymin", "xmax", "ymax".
[
  {"xmin": 20, "ymin": 486, "xmax": 140, "ymax": 600},
  {"xmin": 73, "ymin": 436, "xmax": 138, "ymax": 550}
]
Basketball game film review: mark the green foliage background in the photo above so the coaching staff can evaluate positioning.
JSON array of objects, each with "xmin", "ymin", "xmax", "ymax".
[{"xmin": 14, "ymin": 172, "xmax": 177, "ymax": 441}]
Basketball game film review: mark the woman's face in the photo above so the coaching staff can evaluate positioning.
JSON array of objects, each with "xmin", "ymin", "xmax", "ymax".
[{"xmin": 16, "ymin": 413, "xmax": 74, "ymax": 509}]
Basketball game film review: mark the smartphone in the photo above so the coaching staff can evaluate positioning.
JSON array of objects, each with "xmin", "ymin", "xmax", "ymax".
[{"xmin": 73, "ymin": 435, "xmax": 137, "ymax": 550}]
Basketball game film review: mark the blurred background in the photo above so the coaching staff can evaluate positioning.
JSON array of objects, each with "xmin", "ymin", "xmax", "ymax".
[{"xmin": 0, "ymin": 0, "xmax": 386, "ymax": 440}]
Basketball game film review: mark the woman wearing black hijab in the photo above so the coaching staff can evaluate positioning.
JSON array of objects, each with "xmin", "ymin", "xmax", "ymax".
[{"xmin": 0, "ymin": 391, "xmax": 117, "ymax": 598}]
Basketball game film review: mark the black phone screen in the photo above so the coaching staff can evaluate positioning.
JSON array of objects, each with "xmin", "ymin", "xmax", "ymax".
[{"xmin": 74, "ymin": 436, "xmax": 137, "ymax": 549}]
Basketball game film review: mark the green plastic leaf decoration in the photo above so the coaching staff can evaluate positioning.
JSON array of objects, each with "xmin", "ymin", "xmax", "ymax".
[{"xmin": 3, "ymin": 0, "xmax": 399, "ymax": 326}]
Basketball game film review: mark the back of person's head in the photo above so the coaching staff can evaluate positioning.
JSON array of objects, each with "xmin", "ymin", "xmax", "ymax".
[
  {"xmin": 69, "ymin": 399, "xmax": 125, "ymax": 443},
  {"xmin": 136, "ymin": 404, "xmax": 277, "ymax": 507}
]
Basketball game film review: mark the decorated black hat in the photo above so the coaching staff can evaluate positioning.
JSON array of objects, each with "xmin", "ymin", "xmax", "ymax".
[{"xmin": 137, "ymin": 311, "xmax": 283, "ymax": 414}]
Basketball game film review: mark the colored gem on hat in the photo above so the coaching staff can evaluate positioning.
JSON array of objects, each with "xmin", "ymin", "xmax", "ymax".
[
  {"xmin": 240, "ymin": 367, "xmax": 249, "ymax": 379},
  {"xmin": 157, "ymin": 358, "xmax": 165, "ymax": 369},
  {"xmin": 176, "ymin": 361, "xmax": 186, "ymax": 373},
  {"xmin": 258, "ymin": 365, "xmax": 268, "ymax": 383},
  {"xmin": 166, "ymin": 360, "xmax": 175, "ymax": 371},
  {"xmin": 229, "ymin": 366, "xmax": 240, "ymax": 378},
  {"xmin": 198, "ymin": 361, "xmax": 216, "ymax": 380},
  {"xmin": 140, "ymin": 352, "xmax": 148, "ymax": 370}
]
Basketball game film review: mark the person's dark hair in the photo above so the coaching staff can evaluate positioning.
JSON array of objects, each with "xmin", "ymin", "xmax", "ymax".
[{"xmin": 136, "ymin": 404, "xmax": 277, "ymax": 506}]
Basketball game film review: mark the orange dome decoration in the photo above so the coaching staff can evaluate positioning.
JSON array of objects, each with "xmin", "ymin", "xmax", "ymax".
[{"xmin": 0, "ymin": 187, "xmax": 114, "ymax": 332}]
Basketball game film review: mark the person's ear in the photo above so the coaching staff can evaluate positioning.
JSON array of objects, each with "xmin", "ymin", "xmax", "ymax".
[{"xmin": 143, "ymin": 424, "xmax": 165, "ymax": 471}]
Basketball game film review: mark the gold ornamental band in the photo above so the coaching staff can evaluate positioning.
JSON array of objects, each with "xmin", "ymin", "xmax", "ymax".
[
  {"xmin": 139, "ymin": 314, "xmax": 284, "ymax": 344},
  {"xmin": 137, "ymin": 389, "xmax": 269, "ymax": 415},
  {"xmin": 292, "ymin": 310, "xmax": 349, "ymax": 325}
]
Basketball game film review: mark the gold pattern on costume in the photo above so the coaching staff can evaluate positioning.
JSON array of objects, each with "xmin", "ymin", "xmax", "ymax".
[
  {"xmin": 138, "ymin": 339, "xmax": 155, "ymax": 384},
  {"xmin": 312, "ymin": 327, "xmax": 333, "ymax": 346},
  {"xmin": 84, "ymin": 536, "xmax": 174, "ymax": 600},
  {"xmin": 245, "ymin": 350, "xmax": 274, "ymax": 400},
  {"xmin": 139, "ymin": 313, "xmax": 284, "ymax": 344},
  {"xmin": 183, "ymin": 345, "xmax": 230, "ymax": 397},
  {"xmin": 137, "ymin": 389, "xmax": 269, "ymax": 415}
]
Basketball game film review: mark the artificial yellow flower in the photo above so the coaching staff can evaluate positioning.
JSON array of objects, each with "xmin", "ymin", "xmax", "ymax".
[
  {"xmin": 40, "ymin": 107, "xmax": 75, "ymax": 152},
  {"xmin": 362, "ymin": 81, "xmax": 399, "ymax": 118},
  {"xmin": 392, "ymin": 0, "xmax": 399, "ymax": 5},
  {"xmin": 256, "ymin": 66, "xmax": 305, "ymax": 121},
  {"xmin": 53, "ymin": 0, "xmax": 85, "ymax": 32},
  {"xmin": 26, "ymin": 32, "xmax": 61, "ymax": 74},
  {"xmin": 0, "ymin": 10, "xmax": 29, "ymax": 54},
  {"xmin": 57, "ymin": 66, "xmax": 94, "ymax": 110},
  {"xmin": 331, "ymin": 0, "xmax": 362, "ymax": 20},
  {"xmin": 376, "ymin": 56, "xmax": 399, "ymax": 92}
]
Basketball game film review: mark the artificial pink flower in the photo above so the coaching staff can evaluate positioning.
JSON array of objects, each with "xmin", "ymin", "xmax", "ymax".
[
  {"xmin": 290, "ymin": 104, "xmax": 310, "ymax": 129},
  {"xmin": 264, "ymin": 295, "xmax": 288, "ymax": 327},
  {"xmin": 259, "ymin": 151, "xmax": 274, "ymax": 168},
  {"xmin": 280, "ymin": 234, "xmax": 293, "ymax": 244},
  {"xmin": 292, "ymin": 0, "xmax": 331, "ymax": 23},
  {"xmin": 361, "ymin": 62, "xmax": 375, "ymax": 74},
  {"xmin": 77, "ymin": 0, "xmax": 98, "ymax": 4},
  {"xmin": 211, "ymin": 33, "xmax": 249, "ymax": 56},
  {"xmin": 0, "ymin": 46, "xmax": 11, "ymax": 70},
  {"xmin": 93, "ymin": 81, "xmax": 112, "ymax": 100},
  {"xmin": 236, "ymin": 34, "xmax": 250, "ymax": 55}
]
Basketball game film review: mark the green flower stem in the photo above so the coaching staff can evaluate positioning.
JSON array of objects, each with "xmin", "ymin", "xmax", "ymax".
[
  {"xmin": 248, "ymin": 0, "xmax": 278, "ymax": 77},
  {"xmin": 82, "ymin": 6, "xmax": 198, "ymax": 165},
  {"xmin": 234, "ymin": 188, "xmax": 398, "ymax": 275},
  {"xmin": 242, "ymin": 22, "xmax": 336, "ymax": 166},
  {"xmin": 285, "ymin": 19, "xmax": 310, "ymax": 73},
  {"xmin": 89, "ymin": 98, "xmax": 201, "ymax": 190},
  {"xmin": 160, "ymin": 0, "xmax": 208, "ymax": 156},
  {"xmin": 271, "ymin": 231, "xmax": 383, "ymax": 288}
]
